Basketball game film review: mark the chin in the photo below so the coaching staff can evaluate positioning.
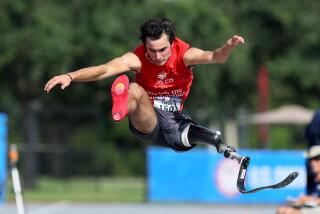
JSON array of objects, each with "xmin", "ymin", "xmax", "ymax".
[{"xmin": 158, "ymin": 60, "xmax": 168, "ymax": 65}]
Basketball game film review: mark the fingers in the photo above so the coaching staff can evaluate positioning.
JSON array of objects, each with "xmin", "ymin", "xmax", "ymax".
[
  {"xmin": 44, "ymin": 75, "xmax": 71, "ymax": 93},
  {"xmin": 60, "ymin": 82, "xmax": 70, "ymax": 90},
  {"xmin": 227, "ymin": 35, "xmax": 245, "ymax": 47},
  {"xmin": 44, "ymin": 78, "xmax": 57, "ymax": 93},
  {"xmin": 232, "ymin": 35, "xmax": 245, "ymax": 44}
]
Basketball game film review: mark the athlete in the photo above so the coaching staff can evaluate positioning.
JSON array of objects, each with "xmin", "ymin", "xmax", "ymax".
[
  {"xmin": 44, "ymin": 17, "xmax": 244, "ymax": 154},
  {"xmin": 277, "ymin": 145, "xmax": 320, "ymax": 214}
]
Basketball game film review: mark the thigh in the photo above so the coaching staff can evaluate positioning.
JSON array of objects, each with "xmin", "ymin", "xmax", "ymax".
[
  {"xmin": 129, "ymin": 108, "xmax": 195, "ymax": 151},
  {"xmin": 128, "ymin": 83, "xmax": 157, "ymax": 134}
]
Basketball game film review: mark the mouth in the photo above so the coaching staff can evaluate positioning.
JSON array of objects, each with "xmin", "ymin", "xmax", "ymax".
[{"xmin": 155, "ymin": 59, "xmax": 167, "ymax": 63}]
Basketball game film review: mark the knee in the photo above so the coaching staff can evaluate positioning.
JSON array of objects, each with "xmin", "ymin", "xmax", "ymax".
[{"xmin": 128, "ymin": 83, "xmax": 146, "ymax": 101}]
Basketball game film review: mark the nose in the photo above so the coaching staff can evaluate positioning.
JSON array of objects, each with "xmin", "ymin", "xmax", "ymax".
[{"xmin": 155, "ymin": 52, "xmax": 162, "ymax": 61}]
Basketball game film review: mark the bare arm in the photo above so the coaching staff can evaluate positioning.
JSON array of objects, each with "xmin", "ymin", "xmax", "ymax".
[
  {"xmin": 44, "ymin": 52, "xmax": 141, "ymax": 93},
  {"xmin": 184, "ymin": 35, "xmax": 244, "ymax": 66}
]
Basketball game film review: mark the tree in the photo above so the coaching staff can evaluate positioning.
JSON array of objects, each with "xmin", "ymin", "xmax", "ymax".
[{"xmin": 0, "ymin": 0, "xmax": 319, "ymax": 182}]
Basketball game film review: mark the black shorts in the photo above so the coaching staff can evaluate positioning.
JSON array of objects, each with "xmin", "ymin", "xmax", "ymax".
[{"xmin": 129, "ymin": 108, "xmax": 196, "ymax": 151}]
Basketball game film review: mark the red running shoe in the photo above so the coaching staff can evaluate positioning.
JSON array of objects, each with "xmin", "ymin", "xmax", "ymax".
[{"xmin": 111, "ymin": 74, "xmax": 129, "ymax": 122}]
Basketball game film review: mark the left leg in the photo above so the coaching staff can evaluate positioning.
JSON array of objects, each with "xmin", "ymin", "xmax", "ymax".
[
  {"xmin": 127, "ymin": 83, "xmax": 157, "ymax": 134},
  {"xmin": 181, "ymin": 123, "xmax": 235, "ymax": 154}
]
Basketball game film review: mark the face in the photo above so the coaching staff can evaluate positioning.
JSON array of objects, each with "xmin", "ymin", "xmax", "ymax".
[
  {"xmin": 309, "ymin": 158, "xmax": 320, "ymax": 181},
  {"xmin": 145, "ymin": 33, "xmax": 172, "ymax": 66}
]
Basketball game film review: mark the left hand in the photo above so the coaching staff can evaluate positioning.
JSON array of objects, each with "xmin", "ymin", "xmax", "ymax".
[
  {"xmin": 213, "ymin": 35, "xmax": 245, "ymax": 63},
  {"xmin": 225, "ymin": 35, "xmax": 245, "ymax": 49}
]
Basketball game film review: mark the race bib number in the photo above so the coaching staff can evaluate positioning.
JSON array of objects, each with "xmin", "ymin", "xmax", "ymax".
[{"xmin": 153, "ymin": 97, "xmax": 182, "ymax": 112}]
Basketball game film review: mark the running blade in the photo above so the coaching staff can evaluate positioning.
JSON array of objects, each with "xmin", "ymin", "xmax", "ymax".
[{"xmin": 236, "ymin": 156, "xmax": 299, "ymax": 194}]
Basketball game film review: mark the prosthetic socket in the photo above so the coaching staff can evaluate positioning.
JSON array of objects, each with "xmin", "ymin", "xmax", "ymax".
[{"xmin": 181, "ymin": 123, "xmax": 236, "ymax": 154}]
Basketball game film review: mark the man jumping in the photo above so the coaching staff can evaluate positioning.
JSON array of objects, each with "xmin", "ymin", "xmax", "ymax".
[{"xmin": 44, "ymin": 17, "xmax": 244, "ymax": 154}]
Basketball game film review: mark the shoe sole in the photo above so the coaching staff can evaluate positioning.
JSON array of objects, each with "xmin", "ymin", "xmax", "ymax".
[{"xmin": 111, "ymin": 75, "xmax": 129, "ymax": 122}]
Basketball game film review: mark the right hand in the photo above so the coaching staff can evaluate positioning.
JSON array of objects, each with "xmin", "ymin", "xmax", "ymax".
[{"xmin": 44, "ymin": 74, "xmax": 72, "ymax": 93}]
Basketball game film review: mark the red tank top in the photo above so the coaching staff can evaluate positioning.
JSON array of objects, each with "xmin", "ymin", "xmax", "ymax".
[{"xmin": 133, "ymin": 37, "xmax": 193, "ymax": 111}]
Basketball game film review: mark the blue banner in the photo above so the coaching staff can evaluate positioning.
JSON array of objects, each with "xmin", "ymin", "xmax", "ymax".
[
  {"xmin": 0, "ymin": 113, "xmax": 8, "ymax": 203},
  {"xmin": 147, "ymin": 147, "xmax": 306, "ymax": 204}
]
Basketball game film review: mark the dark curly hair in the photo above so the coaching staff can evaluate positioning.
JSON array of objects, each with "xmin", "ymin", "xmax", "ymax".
[{"xmin": 139, "ymin": 17, "xmax": 176, "ymax": 44}]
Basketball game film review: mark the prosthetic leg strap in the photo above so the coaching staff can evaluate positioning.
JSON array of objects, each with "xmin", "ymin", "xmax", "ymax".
[{"xmin": 181, "ymin": 124, "xmax": 192, "ymax": 147}]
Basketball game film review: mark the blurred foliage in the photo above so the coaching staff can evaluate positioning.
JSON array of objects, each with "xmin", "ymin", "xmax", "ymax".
[
  {"xmin": 248, "ymin": 125, "xmax": 306, "ymax": 150},
  {"xmin": 0, "ymin": 0, "xmax": 319, "ymax": 177}
]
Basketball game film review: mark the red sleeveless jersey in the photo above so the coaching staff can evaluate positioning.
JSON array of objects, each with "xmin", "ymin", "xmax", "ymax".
[{"xmin": 133, "ymin": 37, "xmax": 193, "ymax": 111}]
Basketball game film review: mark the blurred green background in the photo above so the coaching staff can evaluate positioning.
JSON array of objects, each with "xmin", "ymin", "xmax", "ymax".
[{"xmin": 0, "ymin": 0, "xmax": 319, "ymax": 201}]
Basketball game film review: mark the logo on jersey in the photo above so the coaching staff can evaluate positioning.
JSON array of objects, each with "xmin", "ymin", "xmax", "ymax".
[{"xmin": 157, "ymin": 71, "xmax": 167, "ymax": 80}]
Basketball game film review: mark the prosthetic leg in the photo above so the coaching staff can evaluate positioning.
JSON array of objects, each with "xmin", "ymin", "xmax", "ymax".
[
  {"xmin": 181, "ymin": 123, "xmax": 299, "ymax": 194},
  {"xmin": 181, "ymin": 123, "xmax": 236, "ymax": 155}
]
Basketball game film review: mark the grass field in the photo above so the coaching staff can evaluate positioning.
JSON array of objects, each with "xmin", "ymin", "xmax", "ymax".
[{"xmin": 6, "ymin": 177, "xmax": 146, "ymax": 202}]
